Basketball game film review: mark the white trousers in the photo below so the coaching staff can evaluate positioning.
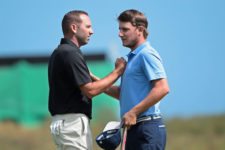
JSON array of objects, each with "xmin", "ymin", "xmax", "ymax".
[{"xmin": 50, "ymin": 113, "xmax": 93, "ymax": 150}]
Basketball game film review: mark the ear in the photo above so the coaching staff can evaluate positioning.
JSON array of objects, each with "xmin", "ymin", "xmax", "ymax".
[
  {"xmin": 137, "ymin": 26, "xmax": 144, "ymax": 36},
  {"xmin": 71, "ymin": 24, "xmax": 78, "ymax": 33},
  {"xmin": 137, "ymin": 26, "xmax": 144, "ymax": 33}
]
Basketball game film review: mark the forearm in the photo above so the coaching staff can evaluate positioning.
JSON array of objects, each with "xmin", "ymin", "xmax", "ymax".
[
  {"xmin": 81, "ymin": 70, "xmax": 121, "ymax": 98},
  {"xmin": 121, "ymin": 89, "xmax": 166, "ymax": 127},
  {"xmin": 131, "ymin": 88, "xmax": 167, "ymax": 116},
  {"xmin": 105, "ymin": 86, "xmax": 120, "ymax": 99},
  {"xmin": 129, "ymin": 79, "xmax": 169, "ymax": 116},
  {"xmin": 92, "ymin": 70, "xmax": 120, "ymax": 93},
  {"xmin": 90, "ymin": 72, "xmax": 120, "ymax": 99}
]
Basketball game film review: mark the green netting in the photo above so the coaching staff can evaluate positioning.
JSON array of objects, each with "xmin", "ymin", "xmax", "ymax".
[
  {"xmin": 88, "ymin": 62, "xmax": 120, "ymax": 122},
  {"xmin": 0, "ymin": 61, "xmax": 120, "ymax": 127}
]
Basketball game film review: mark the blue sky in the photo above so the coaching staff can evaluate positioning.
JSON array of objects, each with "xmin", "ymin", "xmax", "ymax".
[{"xmin": 1, "ymin": 0, "xmax": 225, "ymax": 117}]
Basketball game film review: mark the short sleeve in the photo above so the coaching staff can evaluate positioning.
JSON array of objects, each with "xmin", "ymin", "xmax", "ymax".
[
  {"xmin": 65, "ymin": 51, "xmax": 92, "ymax": 86},
  {"xmin": 141, "ymin": 51, "xmax": 167, "ymax": 81}
]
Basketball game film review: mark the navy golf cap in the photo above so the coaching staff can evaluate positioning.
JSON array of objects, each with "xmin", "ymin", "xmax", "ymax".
[{"xmin": 96, "ymin": 121, "xmax": 121, "ymax": 150}]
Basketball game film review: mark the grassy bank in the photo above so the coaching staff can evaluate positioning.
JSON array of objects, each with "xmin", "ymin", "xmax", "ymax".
[
  {"xmin": 0, "ymin": 114, "xmax": 224, "ymax": 150},
  {"xmin": 165, "ymin": 115, "xmax": 225, "ymax": 150}
]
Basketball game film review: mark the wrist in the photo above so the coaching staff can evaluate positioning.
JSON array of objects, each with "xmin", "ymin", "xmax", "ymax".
[
  {"xmin": 129, "ymin": 109, "xmax": 139, "ymax": 117},
  {"xmin": 113, "ymin": 68, "xmax": 122, "ymax": 76}
]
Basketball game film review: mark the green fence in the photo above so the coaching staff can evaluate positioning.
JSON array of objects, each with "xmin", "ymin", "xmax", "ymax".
[{"xmin": 0, "ymin": 61, "xmax": 120, "ymax": 127}]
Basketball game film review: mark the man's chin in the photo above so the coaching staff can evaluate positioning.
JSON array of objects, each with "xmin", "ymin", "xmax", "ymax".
[
  {"xmin": 85, "ymin": 39, "xmax": 90, "ymax": 44},
  {"xmin": 122, "ymin": 43, "xmax": 129, "ymax": 48},
  {"xmin": 80, "ymin": 40, "xmax": 89, "ymax": 46}
]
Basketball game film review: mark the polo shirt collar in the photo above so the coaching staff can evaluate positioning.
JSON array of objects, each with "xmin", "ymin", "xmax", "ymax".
[
  {"xmin": 60, "ymin": 38, "xmax": 79, "ymax": 49},
  {"xmin": 127, "ymin": 41, "xmax": 150, "ymax": 57}
]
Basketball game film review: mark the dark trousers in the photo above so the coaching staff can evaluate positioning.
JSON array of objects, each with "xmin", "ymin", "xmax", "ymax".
[{"xmin": 125, "ymin": 118, "xmax": 166, "ymax": 150}]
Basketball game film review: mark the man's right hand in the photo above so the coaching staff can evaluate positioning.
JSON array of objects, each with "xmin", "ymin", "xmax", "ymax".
[
  {"xmin": 122, "ymin": 110, "xmax": 137, "ymax": 128},
  {"xmin": 115, "ymin": 57, "xmax": 126, "ymax": 75}
]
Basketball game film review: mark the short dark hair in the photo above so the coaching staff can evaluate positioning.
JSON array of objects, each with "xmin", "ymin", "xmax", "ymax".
[
  {"xmin": 62, "ymin": 10, "xmax": 88, "ymax": 35},
  {"xmin": 117, "ymin": 9, "xmax": 149, "ymax": 39}
]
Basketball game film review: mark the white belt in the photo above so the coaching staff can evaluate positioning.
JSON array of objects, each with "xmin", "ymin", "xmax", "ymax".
[{"xmin": 137, "ymin": 115, "xmax": 161, "ymax": 123}]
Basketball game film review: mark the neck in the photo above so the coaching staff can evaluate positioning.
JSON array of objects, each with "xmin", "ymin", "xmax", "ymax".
[
  {"xmin": 130, "ymin": 38, "xmax": 146, "ymax": 51},
  {"xmin": 64, "ymin": 34, "xmax": 80, "ymax": 48}
]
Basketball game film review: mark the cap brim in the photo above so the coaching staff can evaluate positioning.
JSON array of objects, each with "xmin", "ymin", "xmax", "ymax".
[{"xmin": 103, "ymin": 121, "xmax": 121, "ymax": 132}]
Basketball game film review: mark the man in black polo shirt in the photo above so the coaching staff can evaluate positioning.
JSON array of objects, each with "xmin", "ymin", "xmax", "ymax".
[{"xmin": 48, "ymin": 10, "xmax": 126, "ymax": 150}]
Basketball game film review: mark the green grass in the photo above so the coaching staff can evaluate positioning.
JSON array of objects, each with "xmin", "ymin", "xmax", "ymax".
[
  {"xmin": 165, "ymin": 115, "xmax": 225, "ymax": 150},
  {"xmin": 0, "ymin": 114, "xmax": 224, "ymax": 150}
]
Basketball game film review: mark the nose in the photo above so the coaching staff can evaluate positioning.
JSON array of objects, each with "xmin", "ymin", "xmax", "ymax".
[
  {"xmin": 90, "ymin": 28, "xmax": 94, "ymax": 35},
  {"xmin": 118, "ymin": 31, "xmax": 123, "ymax": 37}
]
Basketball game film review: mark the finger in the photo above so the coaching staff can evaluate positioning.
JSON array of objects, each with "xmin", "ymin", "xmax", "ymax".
[
  {"xmin": 116, "ymin": 58, "xmax": 120, "ymax": 61},
  {"xmin": 120, "ymin": 57, "xmax": 126, "ymax": 62},
  {"xmin": 125, "ymin": 120, "xmax": 132, "ymax": 126},
  {"xmin": 124, "ymin": 124, "xmax": 131, "ymax": 130}
]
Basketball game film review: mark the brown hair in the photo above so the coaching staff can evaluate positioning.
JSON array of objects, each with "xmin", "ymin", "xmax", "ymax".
[
  {"xmin": 118, "ymin": 9, "xmax": 149, "ymax": 39},
  {"xmin": 62, "ymin": 10, "xmax": 88, "ymax": 35}
]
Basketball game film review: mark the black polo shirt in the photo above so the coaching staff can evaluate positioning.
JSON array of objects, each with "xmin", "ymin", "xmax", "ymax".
[{"xmin": 48, "ymin": 38, "xmax": 92, "ymax": 119}]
